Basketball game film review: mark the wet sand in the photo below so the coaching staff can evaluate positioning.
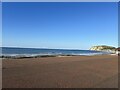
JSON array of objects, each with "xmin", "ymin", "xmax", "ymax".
[{"xmin": 2, "ymin": 55, "xmax": 118, "ymax": 88}]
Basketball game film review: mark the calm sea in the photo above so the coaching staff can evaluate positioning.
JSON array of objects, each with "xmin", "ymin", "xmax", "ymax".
[{"xmin": 0, "ymin": 47, "xmax": 111, "ymax": 57}]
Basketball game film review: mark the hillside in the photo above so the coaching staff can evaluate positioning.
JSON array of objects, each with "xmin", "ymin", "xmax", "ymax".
[{"xmin": 90, "ymin": 45, "xmax": 116, "ymax": 53}]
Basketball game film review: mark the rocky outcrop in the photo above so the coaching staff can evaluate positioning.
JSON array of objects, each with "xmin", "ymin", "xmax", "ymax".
[{"xmin": 90, "ymin": 45, "xmax": 116, "ymax": 53}]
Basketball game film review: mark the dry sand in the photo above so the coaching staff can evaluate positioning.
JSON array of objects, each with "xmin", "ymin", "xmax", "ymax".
[{"xmin": 2, "ymin": 55, "xmax": 118, "ymax": 88}]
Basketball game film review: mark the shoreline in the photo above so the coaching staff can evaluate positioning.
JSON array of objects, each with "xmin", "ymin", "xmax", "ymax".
[{"xmin": 1, "ymin": 53, "xmax": 118, "ymax": 59}]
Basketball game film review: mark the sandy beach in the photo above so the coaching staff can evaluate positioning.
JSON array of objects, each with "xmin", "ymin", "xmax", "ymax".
[{"xmin": 2, "ymin": 55, "xmax": 118, "ymax": 88}]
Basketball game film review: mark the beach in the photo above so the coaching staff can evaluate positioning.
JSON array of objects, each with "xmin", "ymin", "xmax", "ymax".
[{"xmin": 2, "ymin": 55, "xmax": 118, "ymax": 88}]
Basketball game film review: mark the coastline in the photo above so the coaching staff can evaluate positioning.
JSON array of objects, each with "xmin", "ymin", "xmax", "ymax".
[
  {"xmin": 1, "ymin": 47, "xmax": 114, "ymax": 59},
  {"xmin": 1, "ymin": 53, "xmax": 117, "ymax": 59},
  {"xmin": 0, "ymin": 51, "xmax": 116, "ymax": 59}
]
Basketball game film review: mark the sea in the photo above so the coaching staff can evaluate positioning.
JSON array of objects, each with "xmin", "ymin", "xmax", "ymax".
[{"xmin": 0, "ymin": 47, "xmax": 111, "ymax": 57}]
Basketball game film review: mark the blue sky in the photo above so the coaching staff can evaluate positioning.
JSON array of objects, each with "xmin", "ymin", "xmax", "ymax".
[{"xmin": 2, "ymin": 2, "xmax": 118, "ymax": 49}]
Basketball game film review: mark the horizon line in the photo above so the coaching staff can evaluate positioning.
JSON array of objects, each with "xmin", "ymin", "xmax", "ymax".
[
  {"xmin": 1, "ymin": 46, "xmax": 88, "ymax": 50},
  {"xmin": 1, "ymin": 45, "xmax": 119, "ymax": 50}
]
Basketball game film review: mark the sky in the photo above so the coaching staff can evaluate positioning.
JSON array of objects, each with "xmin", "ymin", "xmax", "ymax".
[{"xmin": 2, "ymin": 2, "xmax": 118, "ymax": 49}]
